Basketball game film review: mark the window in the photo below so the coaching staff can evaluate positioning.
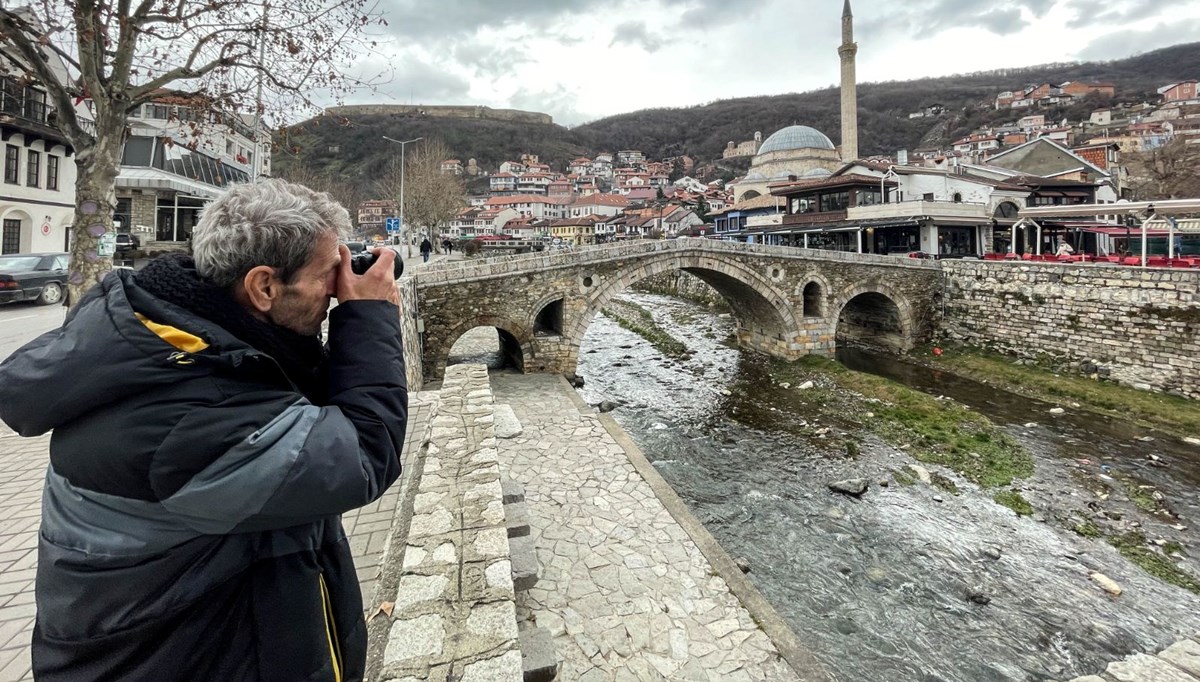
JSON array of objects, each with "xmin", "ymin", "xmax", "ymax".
[
  {"xmin": 854, "ymin": 188, "xmax": 883, "ymax": 207},
  {"xmin": 819, "ymin": 190, "xmax": 849, "ymax": 212},
  {"xmin": 2, "ymin": 219, "xmax": 20, "ymax": 254},
  {"xmin": 47, "ymin": 155, "xmax": 59, "ymax": 191},
  {"xmin": 26, "ymin": 150, "xmax": 40, "ymax": 187},
  {"xmin": 53, "ymin": 255, "xmax": 68, "ymax": 270},
  {"xmin": 3, "ymin": 145, "xmax": 17, "ymax": 184}
]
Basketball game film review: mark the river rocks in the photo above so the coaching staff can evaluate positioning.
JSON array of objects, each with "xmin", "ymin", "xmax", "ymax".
[
  {"xmin": 734, "ymin": 557, "xmax": 752, "ymax": 573},
  {"xmin": 906, "ymin": 464, "xmax": 933, "ymax": 484},
  {"xmin": 567, "ymin": 374, "xmax": 585, "ymax": 388},
  {"xmin": 1024, "ymin": 422, "xmax": 1038, "ymax": 428},
  {"xmin": 966, "ymin": 589, "xmax": 991, "ymax": 605},
  {"xmin": 932, "ymin": 495, "xmax": 945, "ymax": 503},
  {"xmin": 798, "ymin": 381, "xmax": 815, "ymax": 390},
  {"xmin": 597, "ymin": 400, "xmax": 620, "ymax": 413},
  {"xmin": 982, "ymin": 547, "xmax": 1003, "ymax": 561},
  {"xmin": 720, "ymin": 389, "xmax": 732, "ymax": 396},
  {"xmin": 1089, "ymin": 572, "xmax": 1123, "ymax": 596},
  {"xmin": 1184, "ymin": 437, "xmax": 1200, "ymax": 446},
  {"xmin": 1049, "ymin": 407, "xmax": 1066, "ymax": 415},
  {"xmin": 828, "ymin": 479, "xmax": 869, "ymax": 497},
  {"xmin": 778, "ymin": 382, "xmax": 791, "ymax": 389}
]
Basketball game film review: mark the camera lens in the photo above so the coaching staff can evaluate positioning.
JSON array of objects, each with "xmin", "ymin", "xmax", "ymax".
[{"xmin": 350, "ymin": 250, "xmax": 404, "ymax": 279}]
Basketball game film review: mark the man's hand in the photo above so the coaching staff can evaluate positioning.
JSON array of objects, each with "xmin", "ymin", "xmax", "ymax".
[{"xmin": 336, "ymin": 245, "xmax": 401, "ymax": 305}]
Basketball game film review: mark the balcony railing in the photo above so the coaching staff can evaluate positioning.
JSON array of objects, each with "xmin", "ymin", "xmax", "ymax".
[
  {"xmin": 781, "ymin": 209, "xmax": 847, "ymax": 226},
  {"xmin": 847, "ymin": 200, "xmax": 989, "ymax": 221}
]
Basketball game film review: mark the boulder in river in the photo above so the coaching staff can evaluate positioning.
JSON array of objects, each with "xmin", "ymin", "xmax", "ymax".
[
  {"xmin": 906, "ymin": 464, "xmax": 932, "ymax": 484},
  {"xmin": 798, "ymin": 381, "xmax": 815, "ymax": 390},
  {"xmin": 1049, "ymin": 407, "xmax": 1066, "ymax": 415},
  {"xmin": 966, "ymin": 589, "xmax": 991, "ymax": 605},
  {"xmin": 734, "ymin": 557, "xmax": 752, "ymax": 573},
  {"xmin": 828, "ymin": 479, "xmax": 869, "ymax": 497},
  {"xmin": 598, "ymin": 400, "xmax": 620, "ymax": 413},
  {"xmin": 1184, "ymin": 437, "xmax": 1200, "ymax": 446},
  {"xmin": 1090, "ymin": 572, "xmax": 1123, "ymax": 597}
]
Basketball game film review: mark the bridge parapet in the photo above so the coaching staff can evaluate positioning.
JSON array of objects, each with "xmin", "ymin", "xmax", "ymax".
[{"xmin": 415, "ymin": 239, "xmax": 940, "ymax": 287}]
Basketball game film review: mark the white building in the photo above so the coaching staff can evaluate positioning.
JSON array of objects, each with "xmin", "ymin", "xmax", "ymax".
[
  {"xmin": 114, "ymin": 94, "xmax": 269, "ymax": 247},
  {"xmin": 0, "ymin": 10, "xmax": 88, "ymax": 254}
]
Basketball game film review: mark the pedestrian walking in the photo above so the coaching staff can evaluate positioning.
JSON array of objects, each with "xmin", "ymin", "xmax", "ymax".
[
  {"xmin": 0, "ymin": 178, "xmax": 408, "ymax": 681},
  {"xmin": 420, "ymin": 237, "xmax": 433, "ymax": 262}
]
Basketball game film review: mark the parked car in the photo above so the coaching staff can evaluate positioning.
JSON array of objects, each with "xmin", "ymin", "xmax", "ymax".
[
  {"xmin": 0, "ymin": 252, "xmax": 69, "ymax": 305},
  {"xmin": 115, "ymin": 233, "xmax": 141, "ymax": 252}
]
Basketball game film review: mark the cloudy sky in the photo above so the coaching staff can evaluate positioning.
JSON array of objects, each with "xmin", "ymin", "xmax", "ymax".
[{"xmin": 342, "ymin": 0, "xmax": 1200, "ymax": 126}]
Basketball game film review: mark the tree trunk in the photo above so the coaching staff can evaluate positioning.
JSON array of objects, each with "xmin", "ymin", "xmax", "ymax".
[{"xmin": 66, "ymin": 121, "xmax": 122, "ymax": 309}]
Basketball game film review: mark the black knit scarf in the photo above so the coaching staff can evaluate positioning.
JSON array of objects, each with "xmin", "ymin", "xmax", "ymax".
[{"xmin": 135, "ymin": 254, "xmax": 328, "ymax": 402}]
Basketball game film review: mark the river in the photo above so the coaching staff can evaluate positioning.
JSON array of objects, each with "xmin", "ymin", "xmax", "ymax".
[{"xmin": 446, "ymin": 292, "xmax": 1200, "ymax": 682}]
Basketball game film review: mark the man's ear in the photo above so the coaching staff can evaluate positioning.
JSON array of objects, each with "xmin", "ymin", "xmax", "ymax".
[{"xmin": 240, "ymin": 265, "xmax": 278, "ymax": 314}]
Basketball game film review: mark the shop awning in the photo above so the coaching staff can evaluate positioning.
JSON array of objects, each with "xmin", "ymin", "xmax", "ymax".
[{"xmin": 115, "ymin": 168, "xmax": 223, "ymax": 199}]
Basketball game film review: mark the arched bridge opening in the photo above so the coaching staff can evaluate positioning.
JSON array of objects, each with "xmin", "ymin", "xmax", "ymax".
[
  {"xmin": 835, "ymin": 292, "xmax": 910, "ymax": 351},
  {"xmin": 442, "ymin": 322, "xmax": 527, "ymax": 376},
  {"xmin": 566, "ymin": 256, "xmax": 804, "ymax": 375}
]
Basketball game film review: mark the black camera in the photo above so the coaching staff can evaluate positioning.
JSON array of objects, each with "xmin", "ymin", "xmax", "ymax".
[{"xmin": 350, "ymin": 249, "xmax": 404, "ymax": 279}]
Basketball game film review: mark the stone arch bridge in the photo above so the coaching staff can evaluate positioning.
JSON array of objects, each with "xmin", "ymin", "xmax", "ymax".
[{"xmin": 413, "ymin": 240, "xmax": 943, "ymax": 381}]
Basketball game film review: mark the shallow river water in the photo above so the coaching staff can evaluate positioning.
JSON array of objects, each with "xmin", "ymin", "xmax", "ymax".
[{"xmin": 447, "ymin": 292, "xmax": 1200, "ymax": 682}]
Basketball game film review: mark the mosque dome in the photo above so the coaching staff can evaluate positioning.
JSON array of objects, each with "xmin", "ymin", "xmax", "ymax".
[{"xmin": 757, "ymin": 125, "xmax": 836, "ymax": 155}]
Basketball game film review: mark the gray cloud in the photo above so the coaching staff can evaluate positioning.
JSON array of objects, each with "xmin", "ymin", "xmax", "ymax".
[
  {"xmin": 367, "ymin": 54, "xmax": 472, "ymax": 103},
  {"xmin": 610, "ymin": 21, "xmax": 662, "ymax": 52},
  {"xmin": 382, "ymin": 0, "xmax": 594, "ymax": 38},
  {"xmin": 858, "ymin": 0, "xmax": 1036, "ymax": 36},
  {"xmin": 1075, "ymin": 18, "xmax": 1200, "ymax": 61},
  {"xmin": 1064, "ymin": 0, "xmax": 1176, "ymax": 29},
  {"xmin": 665, "ymin": 0, "xmax": 773, "ymax": 28},
  {"xmin": 508, "ymin": 84, "xmax": 585, "ymax": 126},
  {"xmin": 451, "ymin": 44, "xmax": 532, "ymax": 79}
]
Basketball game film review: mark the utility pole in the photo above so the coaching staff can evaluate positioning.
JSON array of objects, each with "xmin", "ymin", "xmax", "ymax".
[{"xmin": 382, "ymin": 135, "xmax": 422, "ymax": 257}]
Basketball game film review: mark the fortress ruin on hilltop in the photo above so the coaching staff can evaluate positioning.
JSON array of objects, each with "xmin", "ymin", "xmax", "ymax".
[{"xmin": 323, "ymin": 104, "xmax": 553, "ymax": 125}]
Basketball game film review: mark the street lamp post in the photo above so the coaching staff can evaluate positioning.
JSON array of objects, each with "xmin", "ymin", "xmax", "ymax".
[{"xmin": 381, "ymin": 135, "xmax": 423, "ymax": 257}]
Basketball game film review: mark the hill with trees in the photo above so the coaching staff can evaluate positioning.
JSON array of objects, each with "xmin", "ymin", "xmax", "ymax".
[{"xmin": 273, "ymin": 41, "xmax": 1200, "ymax": 184}]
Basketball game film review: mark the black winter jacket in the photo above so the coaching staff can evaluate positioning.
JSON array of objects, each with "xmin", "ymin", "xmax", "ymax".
[{"xmin": 0, "ymin": 270, "xmax": 408, "ymax": 681}]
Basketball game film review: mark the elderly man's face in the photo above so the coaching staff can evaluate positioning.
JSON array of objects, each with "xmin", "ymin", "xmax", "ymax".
[{"xmin": 269, "ymin": 233, "xmax": 340, "ymax": 336}]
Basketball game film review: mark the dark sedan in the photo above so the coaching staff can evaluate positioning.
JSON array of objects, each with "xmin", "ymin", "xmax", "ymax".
[{"xmin": 0, "ymin": 253, "xmax": 69, "ymax": 305}]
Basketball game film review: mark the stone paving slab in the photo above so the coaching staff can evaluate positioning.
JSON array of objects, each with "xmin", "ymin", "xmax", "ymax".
[
  {"xmin": 1065, "ymin": 635, "xmax": 1200, "ymax": 682},
  {"xmin": 0, "ymin": 389, "xmax": 427, "ymax": 682},
  {"xmin": 489, "ymin": 372, "xmax": 808, "ymax": 681}
]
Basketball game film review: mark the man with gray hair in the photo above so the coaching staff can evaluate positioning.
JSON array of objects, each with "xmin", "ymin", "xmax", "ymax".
[{"xmin": 0, "ymin": 178, "xmax": 407, "ymax": 681}]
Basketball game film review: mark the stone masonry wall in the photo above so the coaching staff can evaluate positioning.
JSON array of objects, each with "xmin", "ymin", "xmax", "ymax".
[
  {"xmin": 324, "ymin": 104, "xmax": 553, "ymax": 125},
  {"xmin": 380, "ymin": 365, "xmax": 522, "ymax": 681},
  {"xmin": 941, "ymin": 262, "xmax": 1200, "ymax": 399},
  {"xmin": 632, "ymin": 270, "xmax": 731, "ymax": 309},
  {"xmin": 397, "ymin": 276, "xmax": 424, "ymax": 392}
]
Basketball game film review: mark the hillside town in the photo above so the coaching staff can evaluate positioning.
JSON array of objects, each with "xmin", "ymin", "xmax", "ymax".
[
  {"xmin": 2, "ymin": 2, "xmax": 1196, "ymax": 265},
  {"xmin": 4, "ymin": 2, "xmax": 1200, "ymax": 682}
]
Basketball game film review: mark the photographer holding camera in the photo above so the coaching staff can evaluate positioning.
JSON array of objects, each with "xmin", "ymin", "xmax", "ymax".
[{"xmin": 0, "ymin": 179, "xmax": 408, "ymax": 681}]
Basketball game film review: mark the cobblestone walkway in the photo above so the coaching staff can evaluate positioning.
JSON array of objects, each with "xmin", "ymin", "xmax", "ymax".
[
  {"xmin": 0, "ymin": 392, "xmax": 430, "ymax": 682},
  {"xmin": 489, "ymin": 372, "xmax": 801, "ymax": 681}
]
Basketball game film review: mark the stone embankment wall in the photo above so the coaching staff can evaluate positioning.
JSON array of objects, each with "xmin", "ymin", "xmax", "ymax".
[
  {"xmin": 325, "ymin": 104, "xmax": 553, "ymax": 125},
  {"xmin": 397, "ymin": 277, "xmax": 424, "ymax": 391},
  {"xmin": 379, "ymin": 365, "xmax": 524, "ymax": 681},
  {"xmin": 940, "ymin": 262, "xmax": 1200, "ymax": 399},
  {"xmin": 632, "ymin": 271, "xmax": 731, "ymax": 310}
]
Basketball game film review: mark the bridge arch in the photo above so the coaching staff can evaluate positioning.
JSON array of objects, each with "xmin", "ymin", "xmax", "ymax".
[
  {"xmin": 795, "ymin": 272, "xmax": 834, "ymax": 318},
  {"xmin": 439, "ymin": 316, "xmax": 531, "ymax": 377},
  {"xmin": 830, "ymin": 281, "xmax": 919, "ymax": 351},
  {"xmin": 563, "ymin": 251, "xmax": 803, "ymax": 371}
]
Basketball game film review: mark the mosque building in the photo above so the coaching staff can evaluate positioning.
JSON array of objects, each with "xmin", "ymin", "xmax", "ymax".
[{"xmin": 731, "ymin": 0, "xmax": 859, "ymax": 202}]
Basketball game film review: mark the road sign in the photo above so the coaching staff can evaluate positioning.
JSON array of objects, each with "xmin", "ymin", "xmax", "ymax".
[{"xmin": 385, "ymin": 217, "xmax": 401, "ymax": 234}]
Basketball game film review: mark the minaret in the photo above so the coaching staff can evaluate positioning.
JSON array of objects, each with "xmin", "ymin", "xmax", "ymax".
[{"xmin": 839, "ymin": 0, "xmax": 859, "ymax": 162}]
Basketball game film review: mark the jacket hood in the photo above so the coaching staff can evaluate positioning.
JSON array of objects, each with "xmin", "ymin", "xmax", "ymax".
[{"xmin": 0, "ymin": 270, "xmax": 254, "ymax": 436}]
